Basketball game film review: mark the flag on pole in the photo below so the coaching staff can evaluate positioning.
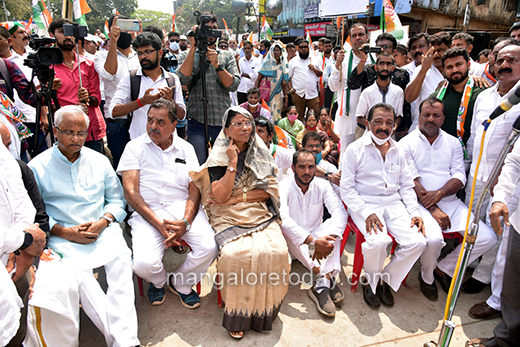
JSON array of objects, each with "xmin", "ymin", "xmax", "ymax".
[
  {"xmin": 172, "ymin": 14, "xmax": 176, "ymax": 32},
  {"xmin": 72, "ymin": 0, "xmax": 92, "ymax": 27},
  {"xmin": 222, "ymin": 18, "xmax": 233, "ymax": 40},
  {"xmin": 32, "ymin": 0, "xmax": 53, "ymax": 32},
  {"xmin": 104, "ymin": 20, "xmax": 109, "ymax": 37},
  {"xmin": 306, "ymin": 30, "xmax": 318, "ymax": 59},
  {"xmin": 382, "ymin": 0, "xmax": 404, "ymax": 39},
  {"xmin": 247, "ymin": 31, "xmax": 254, "ymax": 44},
  {"xmin": 260, "ymin": 15, "xmax": 273, "ymax": 42},
  {"xmin": 25, "ymin": 17, "xmax": 33, "ymax": 32}
]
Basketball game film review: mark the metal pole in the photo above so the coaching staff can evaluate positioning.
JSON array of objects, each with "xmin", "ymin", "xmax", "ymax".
[{"xmin": 236, "ymin": 16, "xmax": 240, "ymax": 41}]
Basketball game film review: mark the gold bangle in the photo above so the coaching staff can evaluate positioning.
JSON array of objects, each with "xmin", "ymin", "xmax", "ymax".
[{"xmin": 243, "ymin": 192, "xmax": 247, "ymax": 203}]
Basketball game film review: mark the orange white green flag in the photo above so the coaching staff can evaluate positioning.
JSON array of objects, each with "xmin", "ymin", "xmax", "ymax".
[
  {"xmin": 72, "ymin": 0, "xmax": 92, "ymax": 27},
  {"xmin": 381, "ymin": 0, "xmax": 404, "ymax": 39},
  {"xmin": 32, "ymin": 0, "xmax": 52, "ymax": 31}
]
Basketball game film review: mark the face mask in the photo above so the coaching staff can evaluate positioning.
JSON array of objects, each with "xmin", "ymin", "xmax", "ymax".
[
  {"xmin": 170, "ymin": 41, "xmax": 179, "ymax": 51},
  {"xmin": 370, "ymin": 130, "xmax": 391, "ymax": 146},
  {"xmin": 248, "ymin": 102, "xmax": 259, "ymax": 108},
  {"xmin": 117, "ymin": 32, "xmax": 132, "ymax": 49},
  {"xmin": 315, "ymin": 152, "xmax": 322, "ymax": 164},
  {"xmin": 180, "ymin": 43, "xmax": 187, "ymax": 51},
  {"xmin": 260, "ymin": 49, "xmax": 266, "ymax": 55},
  {"xmin": 287, "ymin": 113, "xmax": 298, "ymax": 122},
  {"xmin": 305, "ymin": 123, "xmax": 317, "ymax": 131}
]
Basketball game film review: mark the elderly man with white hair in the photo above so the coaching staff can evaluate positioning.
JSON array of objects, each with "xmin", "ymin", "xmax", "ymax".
[{"xmin": 25, "ymin": 105, "xmax": 139, "ymax": 347}]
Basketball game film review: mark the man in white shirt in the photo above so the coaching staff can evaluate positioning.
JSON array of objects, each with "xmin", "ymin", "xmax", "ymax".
[
  {"xmin": 110, "ymin": 32, "xmax": 185, "ymax": 140},
  {"xmin": 118, "ymin": 100, "xmax": 217, "ymax": 308},
  {"xmin": 329, "ymin": 23, "xmax": 372, "ymax": 151},
  {"xmin": 470, "ymin": 38, "xmax": 518, "ymax": 88},
  {"xmin": 280, "ymin": 149, "xmax": 348, "ymax": 317},
  {"xmin": 302, "ymin": 132, "xmax": 340, "ymax": 196},
  {"xmin": 94, "ymin": 17, "xmax": 140, "ymax": 169},
  {"xmin": 461, "ymin": 45, "xmax": 520, "ymax": 320},
  {"xmin": 452, "ymin": 32, "xmax": 480, "ymax": 71},
  {"xmin": 356, "ymin": 53, "xmax": 404, "ymax": 130},
  {"xmin": 289, "ymin": 38, "xmax": 322, "ymax": 121},
  {"xmin": 406, "ymin": 32, "xmax": 452, "ymax": 132},
  {"xmin": 341, "ymin": 103, "xmax": 427, "ymax": 308},
  {"xmin": 237, "ymin": 41, "xmax": 260, "ymax": 105},
  {"xmin": 398, "ymin": 97, "xmax": 497, "ymax": 301},
  {"xmin": 0, "ymin": 144, "xmax": 46, "ymax": 346},
  {"xmin": 255, "ymin": 117, "xmax": 293, "ymax": 181},
  {"xmin": 402, "ymin": 33, "xmax": 430, "ymax": 78}
]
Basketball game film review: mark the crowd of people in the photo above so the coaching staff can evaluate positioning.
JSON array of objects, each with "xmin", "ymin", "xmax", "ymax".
[{"xmin": 1, "ymin": 9, "xmax": 520, "ymax": 347}]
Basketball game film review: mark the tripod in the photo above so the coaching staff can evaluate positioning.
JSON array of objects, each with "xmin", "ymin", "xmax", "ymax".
[{"xmin": 197, "ymin": 40, "xmax": 211, "ymax": 158}]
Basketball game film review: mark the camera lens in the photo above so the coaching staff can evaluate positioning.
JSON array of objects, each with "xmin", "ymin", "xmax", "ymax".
[{"xmin": 37, "ymin": 48, "xmax": 64, "ymax": 66}]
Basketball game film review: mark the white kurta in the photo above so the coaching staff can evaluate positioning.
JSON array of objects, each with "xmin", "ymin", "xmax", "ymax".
[
  {"xmin": 272, "ymin": 144, "xmax": 294, "ymax": 182},
  {"xmin": 409, "ymin": 65, "xmax": 444, "ymax": 132},
  {"xmin": 356, "ymin": 81, "xmax": 404, "ymax": 119}
]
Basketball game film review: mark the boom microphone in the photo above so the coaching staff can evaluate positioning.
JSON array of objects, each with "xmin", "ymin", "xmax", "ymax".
[{"xmin": 489, "ymin": 83, "xmax": 520, "ymax": 120}]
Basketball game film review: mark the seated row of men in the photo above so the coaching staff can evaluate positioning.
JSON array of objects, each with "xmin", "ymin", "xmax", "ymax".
[{"xmin": 0, "ymin": 96, "xmax": 504, "ymax": 344}]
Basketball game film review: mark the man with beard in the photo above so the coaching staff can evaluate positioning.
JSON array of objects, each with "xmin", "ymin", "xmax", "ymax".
[
  {"xmin": 320, "ymin": 38, "xmax": 335, "ymax": 109},
  {"xmin": 288, "ymin": 37, "xmax": 322, "ymax": 121},
  {"xmin": 356, "ymin": 53, "xmax": 404, "ymax": 131},
  {"xmin": 279, "ymin": 149, "xmax": 347, "ymax": 317},
  {"xmin": 176, "ymin": 10, "xmax": 240, "ymax": 164},
  {"xmin": 111, "ymin": 32, "xmax": 185, "ymax": 141},
  {"xmin": 430, "ymin": 47, "xmax": 485, "ymax": 166},
  {"xmin": 460, "ymin": 45, "xmax": 520, "ymax": 320},
  {"xmin": 94, "ymin": 15, "xmax": 140, "ymax": 169},
  {"xmin": 49, "ymin": 18, "xmax": 106, "ymax": 153},
  {"xmin": 397, "ymin": 97, "xmax": 496, "ymax": 301},
  {"xmin": 341, "ymin": 103, "xmax": 427, "ymax": 308}
]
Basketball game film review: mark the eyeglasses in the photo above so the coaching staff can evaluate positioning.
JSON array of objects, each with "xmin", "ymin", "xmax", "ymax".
[
  {"xmin": 299, "ymin": 45, "xmax": 309, "ymax": 50},
  {"xmin": 169, "ymin": 39, "xmax": 180, "ymax": 43},
  {"xmin": 56, "ymin": 127, "xmax": 88, "ymax": 138},
  {"xmin": 378, "ymin": 44, "xmax": 393, "ymax": 50},
  {"xmin": 230, "ymin": 120, "xmax": 253, "ymax": 128},
  {"xmin": 136, "ymin": 49, "xmax": 158, "ymax": 57}
]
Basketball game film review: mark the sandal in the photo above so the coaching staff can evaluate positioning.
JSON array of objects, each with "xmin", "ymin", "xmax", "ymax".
[
  {"xmin": 466, "ymin": 337, "xmax": 495, "ymax": 347},
  {"xmin": 228, "ymin": 331, "xmax": 244, "ymax": 340}
]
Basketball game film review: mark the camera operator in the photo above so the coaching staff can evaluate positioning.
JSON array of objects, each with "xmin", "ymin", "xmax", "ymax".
[
  {"xmin": 176, "ymin": 10, "xmax": 240, "ymax": 164},
  {"xmin": 110, "ymin": 32, "xmax": 185, "ymax": 140},
  {"xmin": 94, "ymin": 14, "xmax": 139, "ymax": 168},
  {"xmin": 48, "ymin": 18, "xmax": 105, "ymax": 153}
]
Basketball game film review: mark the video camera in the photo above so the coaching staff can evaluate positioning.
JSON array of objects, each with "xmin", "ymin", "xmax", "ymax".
[
  {"xmin": 362, "ymin": 46, "xmax": 382, "ymax": 54},
  {"xmin": 24, "ymin": 35, "xmax": 63, "ymax": 85},
  {"xmin": 161, "ymin": 53, "xmax": 178, "ymax": 71},
  {"xmin": 186, "ymin": 10, "xmax": 222, "ymax": 53}
]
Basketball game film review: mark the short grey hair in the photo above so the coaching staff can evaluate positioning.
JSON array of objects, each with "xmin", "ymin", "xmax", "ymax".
[{"xmin": 54, "ymin": 105, "xmax": 90, "ymax": 128}]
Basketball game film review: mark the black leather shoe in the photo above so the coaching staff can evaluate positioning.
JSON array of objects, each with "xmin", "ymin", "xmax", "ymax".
[
  {"xmin": 461, "ymin": 277, "xmax": 489, "ymax": 294},
  {"xmin": 378, "ymin": 282, "xmax": 394, "ymax": 306},
  {"xmin": 434, "ymin": 271, "xmax": 452, "ymax": 294},
  {"xmin": 362, "ymin": 282, "xmax": 380, "ymax": 308},
  {"xmin": 419, "ymin": 273, "xmax": 438, "ymax": 301}
]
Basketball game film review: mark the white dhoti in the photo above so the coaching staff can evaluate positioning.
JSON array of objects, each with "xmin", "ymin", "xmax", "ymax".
[
  {"xmin": 418, "ymin": 199, "xmax": 497, "ymax": 284},
  {"xmin": 130, "ymin": 201, "xmax": 218, "ymax": 294},
  {"xmin": 350, "ymin": 201, "xmax": 427, "ymax": 293},
  {"xmin": 25, "ymin": 253, "xmax": 139, "ymax": 347},
  {"xmin": 283, "ymin": 218, "xmax": 343, "ymax": 278}
]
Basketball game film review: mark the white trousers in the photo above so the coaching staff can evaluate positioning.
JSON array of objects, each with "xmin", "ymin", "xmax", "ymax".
[
  {"xmin": 283, "ymin": 218, "xmax": 343, "ymax": 278},
  {"xmin": 486, "ymin": 225, "xmax": 510, "ymax": 311},
  {"xmin": 418, "ymin": 201, "xmax": 497, "ymax": 285},
  {"xmin": 130, "ymin": 204, "xmax": 218, "ymax": 294},
  {"xmin": 25, "ymin": 254, "xmax": 139, "ymax": 347},
  {"xmin": 350, "ymin": 203, "xmax": 427, "ymax": 293}
]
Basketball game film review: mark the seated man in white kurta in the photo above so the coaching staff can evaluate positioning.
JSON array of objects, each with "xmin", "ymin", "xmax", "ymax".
[
  {"xmin": 117, "ymin": 99, "xmax": 217, "ymax": 308},
  {"xmin": 280, "ymin": 150, "xmax": 348, "ymax": 318},
  {"xmin": 26, "ymin": 105, "xmax": 139, "ymax": 347},
  {"xmin": 341, "ymin": 103, "xmax": 427, "ymax": 309},
  {"xmin": 397, "ymin": 97, "xmax": 497, "ymax": 301}
]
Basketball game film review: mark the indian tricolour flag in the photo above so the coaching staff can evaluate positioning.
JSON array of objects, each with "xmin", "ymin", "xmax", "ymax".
[
  {"xmin": 32, "ymin": 0, "xmax": 52, "ymax": 33},
  {"xmin": 259, "ymin": 15, "xmax": 273, "ymax": 42},
  {"xmin": 104, "ymin": 20, "xmax": 109, "ymax": 37},
  {"xmin": 72, "ymin": 0, "xmax": 92, "ymax": 27}
]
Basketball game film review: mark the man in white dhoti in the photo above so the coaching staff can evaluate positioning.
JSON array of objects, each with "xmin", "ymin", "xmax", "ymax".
[
  {"xmin": 397, "ymin": 97, "xmax": 497, "ymax": 301},
  {"xmin": 279, "ymin": 149, "xmax": 348, "ymax": 317},
  {"xmin": 118, "ymin": 99, "xmax": 217, "ymax": 308},
  {"xmin": 341, "ymin": 103, "xmax": 427, "ymax": 308},
  {"xmin": 26, "ymin": 105, "xmax": 139, "ymax": 347}
]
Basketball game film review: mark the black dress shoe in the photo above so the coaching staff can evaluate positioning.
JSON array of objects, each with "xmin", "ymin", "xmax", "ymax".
[
  {"xmin": 461, "ymin": 277, "xmax": 489, "ymax": 294},
  {"xmin": 362, "ymin": 282, "xmax": 380, "ymax": 308},
  {"xmin": 434, "ymin": 271, "xmax": 452, "ymax": 294},
  {"xmin": 378, "ymin": 282, "xmax": 394, "ymax": 306},
  {"xmin": 419, "ymin": 273, "xmax": 438, "ymax": 301}
]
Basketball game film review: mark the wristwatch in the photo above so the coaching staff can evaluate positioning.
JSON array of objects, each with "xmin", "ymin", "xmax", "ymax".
[
  {"xmin": 215, "ymin": 64, "xmax": 225, "ymax": 72},
  {"xmin": 181, "ymin": 217, "xmax": 192, "ymax": 231},
  {"xmin": 227, "ymin": 166, "xmax": 236, "ymax": 172},
  {"xmin": 324, "ymin": 171, "xmax": 332, "ymax": 180},
  {"xmin": 14, "ymin": 231, "xmax": 34, "ymax": 255}
]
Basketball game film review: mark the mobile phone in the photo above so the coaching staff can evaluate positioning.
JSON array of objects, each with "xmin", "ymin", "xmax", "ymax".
[
  {"xmin": 63, "ymin": 23, "xmax": 87, "ymax": 38},
  {"xmin": 116, "ymin": 19, "xmax": 140, "ymax": 32}
]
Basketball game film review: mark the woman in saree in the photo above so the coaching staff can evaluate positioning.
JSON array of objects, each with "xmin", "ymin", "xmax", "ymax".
[
  {"xmin": 190, "ymin": 106, "xmax": 290, "ymax": 339},
  {"xmin": 255, "ymin": 41, "xmax": 290, "ymax": 122}
]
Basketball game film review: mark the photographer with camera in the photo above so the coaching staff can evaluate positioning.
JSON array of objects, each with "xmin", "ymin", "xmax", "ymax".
[
  {"xmin": 48, "ymin": 18, "xmax": 105, "ymax": 153},
  {"xmin": 176, "ymin": 10, "xmax": 240, "ymax": 164},
  {"xmin": 94, "ymin": 14, "xmax": 139, "ymax": 169},
  {"xmin": 110, "ymin": 32, "xmax": 185, "ymax": 140}
]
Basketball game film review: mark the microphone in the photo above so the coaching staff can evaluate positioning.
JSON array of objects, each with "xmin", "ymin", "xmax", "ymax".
[{"xmin": 489, "ymin": 83, "xmax": 520, "ymax": 120}]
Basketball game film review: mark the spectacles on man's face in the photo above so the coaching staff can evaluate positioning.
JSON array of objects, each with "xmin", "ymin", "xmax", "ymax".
[
  {"xmin": 378, "ymin": 44, "xmax": 393, "ymax": 50},
  {"xmin": 305, "ymin": 143, "xmax": 322, "ymax": 150},
  {"xmin": 56, "ymin": 127, "xmax": 88, "ymax": 138},
  {"xmin": 136, "ymin": 49, "xmax": 158, "ymax": 57},
  {"xmin": 169, "ymin": 39, "xmax": 180, "ymax": 43},
  {"xmin": 299, "ymin": 45, "xmax": 309, "ymax": 50},
  {"xmin": 219, "ymin": 44, "xmax": 228, "ymax": 49}
]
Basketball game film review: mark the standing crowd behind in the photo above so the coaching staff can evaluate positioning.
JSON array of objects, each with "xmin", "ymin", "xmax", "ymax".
[{"xmin": 2, "ymin": 10, "xmax": 520, "ymax": 347}]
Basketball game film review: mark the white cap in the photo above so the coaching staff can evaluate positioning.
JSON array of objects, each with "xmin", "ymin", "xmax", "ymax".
[
  {"xmin": 179, "ymin": 35, "xmax": 188, "ymax": 41},
  {"xmin": 86, "ymin": 34, "xmax": 103, "ymax": 44}
]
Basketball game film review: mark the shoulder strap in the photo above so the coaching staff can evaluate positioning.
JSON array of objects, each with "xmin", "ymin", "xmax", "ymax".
[
  {"xmin": 130, "ymin": 69, "xmax": 141, "ymax": 102},
  {"xmin": 165, "ymin": 72, "xmax": 176, "ymax": 88},
  {"xmin": 0, "ymin": 59, "xmax": 14, "ymax": 100}
]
